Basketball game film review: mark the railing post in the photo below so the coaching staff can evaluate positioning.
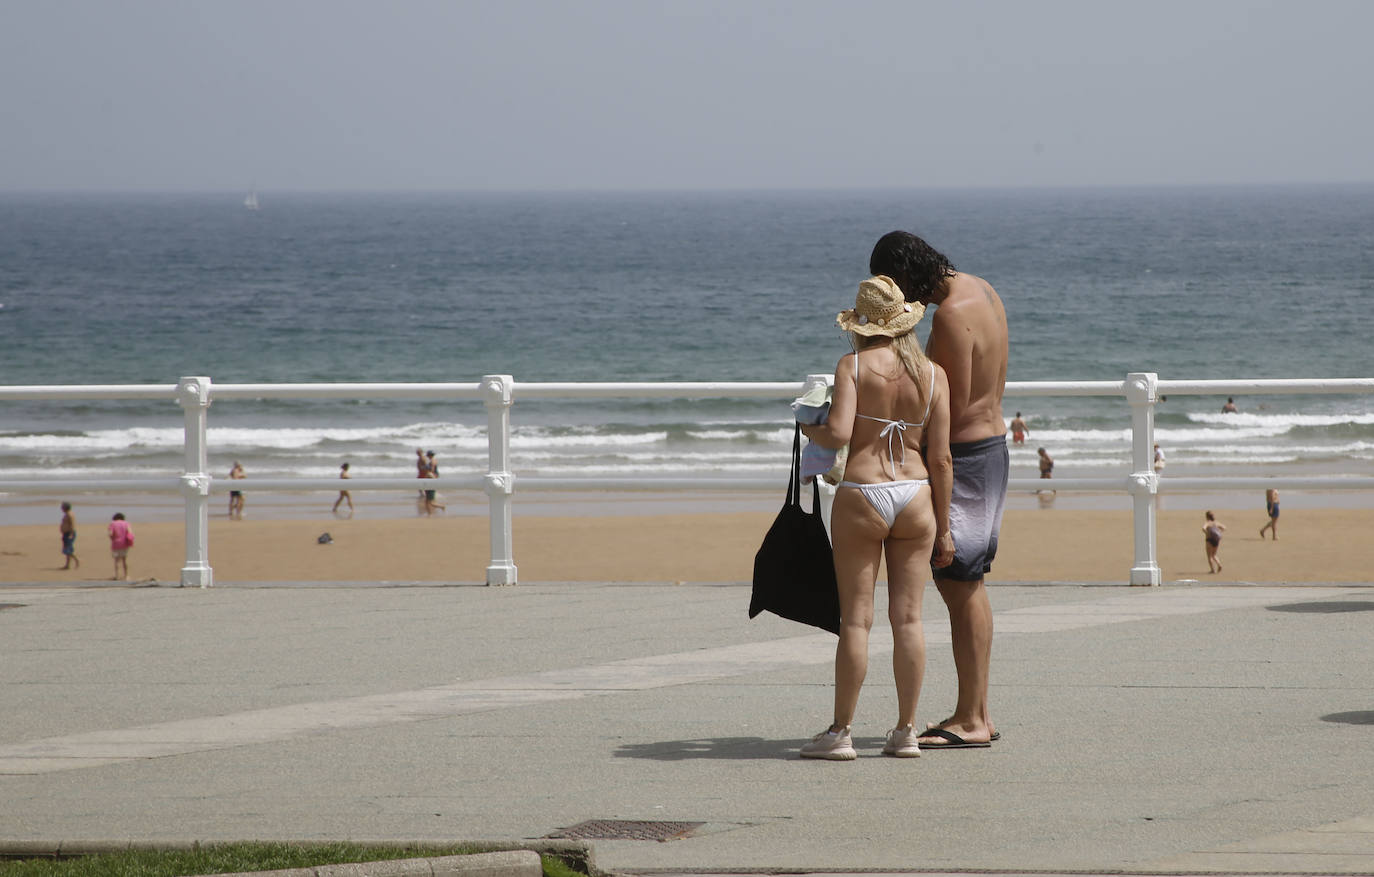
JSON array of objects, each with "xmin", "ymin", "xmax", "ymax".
[
  {"xmin": 482, "ymin": 375, "xmax": 517, "ymax": 586},
  {"xmin": 176, "ymin": 376, "xmax": 213, "ymax": 588},
  {"xmin": 1125, "ymin": 372, "xmax": 1161, "ymax": 586}
]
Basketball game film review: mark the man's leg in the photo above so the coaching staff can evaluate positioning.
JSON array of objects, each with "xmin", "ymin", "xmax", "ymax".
[{"xmin": 925, "ymin": 575, "xmax": 994, "ymax": 744}]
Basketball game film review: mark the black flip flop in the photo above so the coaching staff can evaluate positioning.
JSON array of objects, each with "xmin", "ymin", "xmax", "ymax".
[{"xmin": 917, "ymin": 727, "xmax": 992, "ymax": 749}]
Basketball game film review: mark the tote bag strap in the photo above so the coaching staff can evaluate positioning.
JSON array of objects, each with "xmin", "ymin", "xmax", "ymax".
[{"xmin": 786, "ymin": 423, "xmax": 802, "ymax": 508}]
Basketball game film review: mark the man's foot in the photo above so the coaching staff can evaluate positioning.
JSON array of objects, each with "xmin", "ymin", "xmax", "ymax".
[
  {"xmin": 926, "ymin": 717, "xmax": 998, "ymax": 742},
  {"xmin": 920, "ymin": 719, "xmax": 994, "ymax": 747},
  {"xmin": 800, "ymin": 725, "xmax": 856, "ymax": 760},
  {"xmin": 882, "ymin": 725, "xmax": 921, "ymax": 758},
  {"xmin": 918, "ymin": 727, "xmax": 992, "ymax": 749}
]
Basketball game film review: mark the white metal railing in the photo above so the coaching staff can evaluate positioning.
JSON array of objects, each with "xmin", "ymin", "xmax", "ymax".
[{"xmin": 2, "ymin": 373, "xmax": 1373, "ymax": 587}]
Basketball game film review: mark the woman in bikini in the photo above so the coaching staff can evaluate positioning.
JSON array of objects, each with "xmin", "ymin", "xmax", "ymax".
[{"xmin": 799, "ymin": 275, "xmax": 953, "ymax": 760}]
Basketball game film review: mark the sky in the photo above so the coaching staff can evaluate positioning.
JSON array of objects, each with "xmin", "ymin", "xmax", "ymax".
[{"xmin": 2, "ymin": 0, "xmax": 1373, "ymax": 192}]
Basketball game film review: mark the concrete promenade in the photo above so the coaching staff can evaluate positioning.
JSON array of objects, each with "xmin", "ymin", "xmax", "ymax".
[{"xmin": 2, "ymin": 578, "xmax": 1373, "ymax": 875}]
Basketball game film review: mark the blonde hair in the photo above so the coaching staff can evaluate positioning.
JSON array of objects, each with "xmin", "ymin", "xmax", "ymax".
[{"xmin": 853, "ymin": 329, "xmax": 932, "ymax": 413}]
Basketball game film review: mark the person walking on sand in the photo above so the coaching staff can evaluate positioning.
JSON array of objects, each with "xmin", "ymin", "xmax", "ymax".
[
  {"xmin": 422, "ymin": 450, "xmax": 446, "ymax": 515},
  {"xmin": 59, "ymin": 502, "xmax": 79, "ymax": 570},
  {"xmin": 332, "ymin": 462, "xmax": 354, "ymax": 514},
  {"xmin": 228, "ymin": 461, "xmax": 246, "ymax": 520},
  {"xmin": 870, "ymin": 230, "xmax": 1008, "ymax": 750},
  {"xmin": 1260, "ymin": 488, "xmax": 1280, "ymax": 540},
  {"xmin": 415, "ymin": 448, "xmax": 430, "ymax": 508},
  {"xmin": 108, "ymin": 512, "xmax": 134, "ymax": 581},
  {"xmin": 1203, "ymin": 510, "xmax": 1226, "ymax": 573},
  {"xmin": 1009, "ymin": 412, "xmax": 1028, "ymax": 445},
  {"xmin": 798, "ymin": 275, "xmax": 953, "ymax": 760}
]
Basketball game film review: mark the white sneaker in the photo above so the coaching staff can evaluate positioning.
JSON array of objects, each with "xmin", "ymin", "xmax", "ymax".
[
  {"xmin": 800, "ymin": 725, "xmax": 856, "ymax": 760},
  {"xmin": 883, "ymin": 725, "xmax": 921, "ymax": 758}
]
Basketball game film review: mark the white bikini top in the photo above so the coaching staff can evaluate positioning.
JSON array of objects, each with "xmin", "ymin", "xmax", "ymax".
[{"xmin": 850, "ymin": 351, "xmax": 936, "ymax": 480}]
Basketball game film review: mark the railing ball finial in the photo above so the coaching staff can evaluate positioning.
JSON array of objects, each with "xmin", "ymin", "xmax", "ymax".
[
  {"xmin": 1124, "ymin": 372, "xmax": 1158, "ymax": 405},
  {"xmin": 176, "ymin": 376, "xmax": 212, "ymax": 408},
  {"xmin": 481, "ymin": 374, "xmax": 514, "ymax": 406}
]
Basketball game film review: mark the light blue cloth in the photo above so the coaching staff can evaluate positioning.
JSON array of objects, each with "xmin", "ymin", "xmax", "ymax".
[{"xmin": 792, "ymin": 383, "xmax": 839, "ymax": 481}]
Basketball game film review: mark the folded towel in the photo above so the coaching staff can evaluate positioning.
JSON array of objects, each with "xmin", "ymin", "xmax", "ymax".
[{"xmin": 793, "ymin": 379, "xmax": 843, "ymax": 482}]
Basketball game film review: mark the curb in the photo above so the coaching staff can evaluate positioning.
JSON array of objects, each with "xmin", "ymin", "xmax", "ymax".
[
  {"xmin": 204, "ymin": 849, "xmax": 541, "ymax": 877},
  {"xmin": 0, "ymin": 841, "xmax": 598, "ymax": 877}
]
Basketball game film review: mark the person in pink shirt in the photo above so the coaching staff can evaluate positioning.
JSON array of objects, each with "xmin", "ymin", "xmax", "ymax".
[{"xmin": 108, "ymin": 512, "xmax": 134, "ymax": 580}]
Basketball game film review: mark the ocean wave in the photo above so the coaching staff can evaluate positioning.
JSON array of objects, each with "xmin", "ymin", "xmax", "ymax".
[{"xmin": 1188, "ymin": 411, "xmax": 1374, "ymax": 428}]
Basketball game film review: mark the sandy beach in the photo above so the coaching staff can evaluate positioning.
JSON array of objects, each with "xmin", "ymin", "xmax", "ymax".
[{"xmin": 3, "ymin": 499, "xmax": 1370, "ymax": 585}]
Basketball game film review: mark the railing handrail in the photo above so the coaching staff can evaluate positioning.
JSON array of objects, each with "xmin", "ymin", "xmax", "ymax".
[
  {"xmin": 3, "ymin": 372, "xmax": 1372, "ymax": 586},
  {"xmin": 5, "ymin": 376, "xmax": 1372, "ymax": 403}
]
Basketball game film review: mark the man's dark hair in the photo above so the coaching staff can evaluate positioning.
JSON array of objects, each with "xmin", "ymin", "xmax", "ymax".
[{"xmin": 869, "ymin": 231, "xmax": 956, "ymax": 303}]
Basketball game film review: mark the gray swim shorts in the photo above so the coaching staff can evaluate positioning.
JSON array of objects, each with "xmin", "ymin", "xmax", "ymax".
[{"xmin": 933, "ymin": 434, "xmax": 1009, "ymax": 582}]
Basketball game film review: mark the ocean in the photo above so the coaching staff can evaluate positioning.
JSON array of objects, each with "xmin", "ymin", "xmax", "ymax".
[{"xmin": 2, "ymin": 185, "xmax": 1372, "ymax": 507}]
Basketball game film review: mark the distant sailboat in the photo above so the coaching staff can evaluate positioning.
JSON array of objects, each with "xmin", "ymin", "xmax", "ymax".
[{"xmin": 244, "ymin": 189, "xmax": 260, "ymax": 211}]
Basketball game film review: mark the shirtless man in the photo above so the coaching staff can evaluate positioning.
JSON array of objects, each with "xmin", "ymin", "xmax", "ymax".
[
  {"xmin": 870, "ymin": 230, "xmax": 1008, "ymax": 749},
  {"xmin": 1009, "ymin": 412, "xmax": 1029, "ymax": 444},
  {"xmin": 60, "ymin": 501, "xmax": 79, "ymax": 570}
]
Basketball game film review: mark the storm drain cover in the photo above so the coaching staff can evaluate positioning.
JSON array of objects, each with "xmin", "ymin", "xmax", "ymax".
[{"xmin": 545, "ymin": 819, "xmax": 704, "ymax": 841}]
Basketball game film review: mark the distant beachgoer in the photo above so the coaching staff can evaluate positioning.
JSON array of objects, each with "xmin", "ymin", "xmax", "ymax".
[
  {"xmin": 333, "ymin": 462, "xmax": 354, "ymax": 514},
  {"xmin": 798, "ymin": 275, "xmax": 953, "ymax": 760},
  {"xmin": 108, "ymin": 512, "xmax": 134, "ymax": 581},
  {"xmin": 422, "ymin": 449, "xmax": 446, "ymax": 515},
  {"xmin": 1222, "ymin": 397, "xmax": 1238, "ymax": 413},
  {"xmin": 1009, "ymin": 412, "xmax": 1028, "ymax": 445},
  {"xmin": 59, "ymin": 502, "xmax": 79, "ymax": 570},
  {"xmin": 871, "ymin": 230, "xmax": 1007, "ymax": 751},
  {"xmin": 1203, "ymin": 511, "xmax": 1226, "ymax": 573},
  {"xmin": 1153, "ymin": 443, "xmax": 1166, "ymax": 473},
  {"xmin": 1038, "ymin": 447, "xmax": 1054, "ymax": 479},
  {"xmin": 1259, "ymin": 488, "xmax": 1279, "ymax": 540},
  {"xmin": 228, "ymin": 461, "xmax": 246, "ymax": 520}
]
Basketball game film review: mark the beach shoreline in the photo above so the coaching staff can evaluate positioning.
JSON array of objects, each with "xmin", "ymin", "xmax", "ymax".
[{"xmin": 4, "ymin": 490, "xmax": 1372, "ymax": 586}]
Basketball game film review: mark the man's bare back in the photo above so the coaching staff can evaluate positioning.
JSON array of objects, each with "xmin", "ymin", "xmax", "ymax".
[{"xmin": 923, "ymin": 272, "xmax": 1008, "ymax": 444}]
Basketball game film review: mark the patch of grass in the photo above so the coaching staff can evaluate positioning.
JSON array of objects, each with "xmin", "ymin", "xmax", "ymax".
[{"xmin": 0, "ymin": 842, "xmax": 585, "ymax": 877}]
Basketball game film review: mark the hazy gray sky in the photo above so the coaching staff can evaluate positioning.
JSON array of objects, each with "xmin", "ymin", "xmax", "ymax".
[{"xmin": 3, "ymin": 0, "xmax": 1372, "ymax": 191}]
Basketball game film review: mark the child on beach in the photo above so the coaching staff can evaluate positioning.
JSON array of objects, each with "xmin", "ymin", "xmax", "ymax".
[
  {"xmin": 1259, "ymin": 488, "xmax": 1279, "ymax": 540},
  {"xmin": 108, "ymin": 512, "xmax": 134, "ymax": 580},
  {"xmin": 59, "ymin": 502, "xmax": 79, "ymax": 569},
  {"xmin": 1203, "ymin": 511, "xmax": 1225, "ymax": 573},
  {"xmin": 228, "ymin": 461, "xmax": 246, "ymax": 520}
]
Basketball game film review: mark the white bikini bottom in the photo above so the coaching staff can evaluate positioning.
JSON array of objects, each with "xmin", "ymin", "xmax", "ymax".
[{"xmin": 838, "ymin": 479, "xmax": 929, "ymax": 529}]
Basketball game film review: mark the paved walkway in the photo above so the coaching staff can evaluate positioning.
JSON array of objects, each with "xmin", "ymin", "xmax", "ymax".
[{"xmin": 2, "ymin": 579, "xmax": 1373, "ymax": 875}]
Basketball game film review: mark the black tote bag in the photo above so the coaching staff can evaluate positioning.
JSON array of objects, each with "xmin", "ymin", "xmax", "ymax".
[{"xmin": 748, "ymin": 424, "xmax": 842, "ymax": 634}]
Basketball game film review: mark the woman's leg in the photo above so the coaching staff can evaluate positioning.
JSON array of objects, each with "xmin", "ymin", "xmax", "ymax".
[
  {"xmin": 827, "ymin": 488, "xmax": 885, "ymax": 729},
  {"xmin": 887, "ymin": 495, "xmax": 936, "ymax": 729}
]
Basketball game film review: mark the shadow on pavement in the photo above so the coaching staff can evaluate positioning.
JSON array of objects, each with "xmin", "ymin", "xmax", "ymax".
[
  {"xmin": 1321, "ymin": 710, "xmax": 1374, "ymax": 725},
  {"xmin": 1266, "ymin": 600, "xmax": 1374, "ymax": 613},
  {"xmin": 614, "ymin": 735, "xmax": 894, "ymax": 760}
]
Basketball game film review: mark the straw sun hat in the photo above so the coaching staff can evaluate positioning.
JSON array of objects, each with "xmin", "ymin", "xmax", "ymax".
[{"xmin": 836, "ymin": 275, "xmax": 926, "ymax": 337}]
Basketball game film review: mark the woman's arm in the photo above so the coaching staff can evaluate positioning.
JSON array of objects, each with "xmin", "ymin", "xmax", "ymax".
[
  {"xmin": 924, "ymin": 365, "xmax": 955, "ymax": 567},
  {"xmin": 799, "ymin": 354, "xmax": 856, "ymax": 450}
]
